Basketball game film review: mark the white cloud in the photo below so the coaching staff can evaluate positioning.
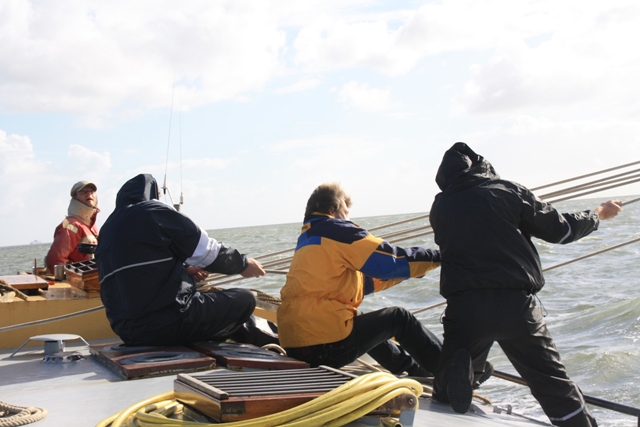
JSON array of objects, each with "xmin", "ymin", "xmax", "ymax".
[
  {"xmin": 0, "ymin": 131, "xmax": 118, "ymax": 244},
  {"xmin": 0, "ymin": 131, "xmax": 45, "ymax": 213},
  {"xmin": 269, "ymin": 136, "xmax": 353, "ymax": 152},
  {"xmin": 294, "ymin": 14, "xmax": 416, "ymax": 75},
  {"xmin": 458, "ymin": 115, "xmax": 640, "ymax": 197},
  {"xmin": 0, "ymin": 0, "xmax": 287, "ymax": 126},
  {"xmin": 289, "ymin": 138, "xmax": 384, "ymax": 179},
  {"xmin": 5, "ymin": 0, "xmax": 637, "ymax": 126},
  {"xmin": 182, "ymin": 157, "xmax": 230, "ymax": 170},
  {"xmin": 0, "ymin": 130, "xmax": 35, "ymax": 171},
  {"xmin": 290, "ymin": 0, "xmax": 568, "ymax": 76},
  {"xmin": 275, "ymin": 77, "xmax": 323, "ymax": 94},
  {"xmin": 1, "ymin": 0, "xmax": 640, "ymax": 247},
  {"xmin": 267, "ymin": 135, "xmax": 385, "ymax": 177},
  {"xmin": 452, "ymin": 1, "xmax": 640, "ymax": 116},
  {"xmin": 336, "ymin": 80, "xmax": 398, "ymax": 113},
  {"xmin": 67, "ymin": 144, "xmax": 112, "ymax": 175}
]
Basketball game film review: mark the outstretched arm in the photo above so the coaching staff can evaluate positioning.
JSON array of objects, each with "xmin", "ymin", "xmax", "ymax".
[{"xmin": 594, "ymin": 200, "xmax": 623, "ymax": 220}]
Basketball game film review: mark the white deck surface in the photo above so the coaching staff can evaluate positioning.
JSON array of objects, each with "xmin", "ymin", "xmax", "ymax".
[{"xmin": 0, "ymin": 341, "xmax": 550, "ymax": 427}]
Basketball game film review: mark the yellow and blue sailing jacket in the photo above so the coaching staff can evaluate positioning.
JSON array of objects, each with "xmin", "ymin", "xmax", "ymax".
[{"xmin": 277, "ymin": 213, "xmax": 441, "ymax": 348}]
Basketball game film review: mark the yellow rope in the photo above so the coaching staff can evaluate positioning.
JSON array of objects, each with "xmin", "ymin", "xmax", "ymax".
[{"xmin": 96, "ymin": 372, "xmax": 422, "ymax": 427}]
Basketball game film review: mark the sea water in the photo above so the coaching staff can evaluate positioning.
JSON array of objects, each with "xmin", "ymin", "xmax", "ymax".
[{"xmin": 1, "ymin": 197, "xmax": 638, "ymax": 426}]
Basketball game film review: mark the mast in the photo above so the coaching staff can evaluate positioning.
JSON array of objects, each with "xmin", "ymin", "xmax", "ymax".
[{"xmin": 162, "ymin": 75, "xmax": 184, "ymax": 211}]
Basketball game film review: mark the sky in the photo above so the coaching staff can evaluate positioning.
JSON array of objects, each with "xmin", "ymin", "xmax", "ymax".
[{"xmin": 1, "ymin": 0, "xmax": 640, "ymax": 247}]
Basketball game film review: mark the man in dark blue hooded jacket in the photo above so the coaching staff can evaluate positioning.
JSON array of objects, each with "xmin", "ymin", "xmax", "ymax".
[
  {"xmin": 96, "ymin": 173, "xmax": 275, "ymax": 347},
  {"xmin": 429, "ymin": 143, "xmax": 622, "ymax": 426}
]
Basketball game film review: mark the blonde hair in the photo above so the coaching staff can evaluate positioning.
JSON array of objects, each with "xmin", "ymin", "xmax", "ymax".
[{"xmin": 304, "ymin": 182, "xmax": 352, "ymax": 218}]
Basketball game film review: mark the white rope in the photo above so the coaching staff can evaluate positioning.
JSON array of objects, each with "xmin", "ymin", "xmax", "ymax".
[{"xmin": 0, "ymin": 401, "xmax": 47, "ymax": 427}]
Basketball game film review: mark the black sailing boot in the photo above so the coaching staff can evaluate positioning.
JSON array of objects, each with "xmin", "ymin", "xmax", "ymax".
[
  {"xmin": 473, "ymin": 361, "xmax": 494, "ymax": 389},
  {"xmin": 447, "ymin": 349, "xmax": 474, "ymax": 414}
]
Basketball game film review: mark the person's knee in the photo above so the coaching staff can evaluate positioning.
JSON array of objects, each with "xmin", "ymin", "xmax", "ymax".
[
  {"xmin": 382, "ymin": 306, "xmax": 412, "ymax": 319},
  {"xmin": 381, "ymin": 306, "xmax": 422, "ymax": 336},
  {"xmin": 391, "ymin": 306, "xmax": 419, "ymax": 326},
  {"xmin": 228, "ymin": 288, "xmax": 257, "ymax": 309}
]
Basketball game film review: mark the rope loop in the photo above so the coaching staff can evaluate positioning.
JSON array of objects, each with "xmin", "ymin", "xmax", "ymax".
[
  {"xmin": 0, "ymin": 401, "xmax": 47, "ymax": 427},
  {"xmin": 96, "ymin": 372, "xmax": 422, "ymax": 427}
]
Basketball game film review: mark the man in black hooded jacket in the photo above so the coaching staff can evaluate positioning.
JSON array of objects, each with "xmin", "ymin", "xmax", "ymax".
[
  {"xmin": 96, "ymin": 173, "xmax": 276, "ymax": 347},
  {"xmin": 429, "ymin": 143, "xmax": 622, "ymax": 426}
]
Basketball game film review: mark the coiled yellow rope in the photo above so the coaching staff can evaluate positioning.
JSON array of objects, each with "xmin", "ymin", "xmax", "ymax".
[{"xmin": 96, "ymin": 372, "xmax": 422, "ymax": 427}]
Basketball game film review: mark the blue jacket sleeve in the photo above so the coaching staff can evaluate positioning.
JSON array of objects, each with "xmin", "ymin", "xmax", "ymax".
[{"xmin": 360, "ymin": 240, "xmax": 441, "ymax": 280}]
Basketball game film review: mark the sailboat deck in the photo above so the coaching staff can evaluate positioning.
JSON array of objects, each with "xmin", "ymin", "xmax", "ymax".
[{"xmin": 0, "ymin": 340, "xmax": 550, "ymax": 427}]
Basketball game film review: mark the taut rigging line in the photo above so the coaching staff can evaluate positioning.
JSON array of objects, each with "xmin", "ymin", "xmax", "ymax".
[
  {"xmin": 200, "ymin": 159, "xmax": 640, "ymax": 289},
  {"xmin": 410, "ymin": 235, "xmax": 640, "ymax": 315}
]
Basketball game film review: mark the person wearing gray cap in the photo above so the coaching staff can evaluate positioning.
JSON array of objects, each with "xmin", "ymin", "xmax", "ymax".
[{"xmin": 45, "ymin": 180, "xmax": 100, "ymax": 274}]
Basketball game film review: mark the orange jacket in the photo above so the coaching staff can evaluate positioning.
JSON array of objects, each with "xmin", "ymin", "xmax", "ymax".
[{"xmin": 46, "ymin": 215, "xmax": 98, "ymax": 272}]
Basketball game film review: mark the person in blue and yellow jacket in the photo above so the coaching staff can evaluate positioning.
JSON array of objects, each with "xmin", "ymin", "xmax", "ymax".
[{"xmin": 278, "ymin": 182, "xmax": 442, "ymax": 377}]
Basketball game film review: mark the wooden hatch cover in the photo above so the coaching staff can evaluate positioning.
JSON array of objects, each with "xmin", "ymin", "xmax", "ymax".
[
  {"xmin": 187, "ymin": 341, "xmax": 309, "ymax": 370},
  {"xmin": 174, "ymin": 366, "xmax": 357, "ymax": 422},
  {"xmin": 0, "ymin": 274, "xmax": 49, "ymax": 292},
  {"xmin": 90, "ymin": 341, "xmax": 216, "ymax": 379}
]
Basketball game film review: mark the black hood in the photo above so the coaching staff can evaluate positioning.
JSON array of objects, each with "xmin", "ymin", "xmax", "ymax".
[
  {"xmin": 115, "ymin": 174, "xmax": 160, "ymax": 208},
  {"xmin": 435, "ymin": 142, "xmax": 499, "ymax": 191}
]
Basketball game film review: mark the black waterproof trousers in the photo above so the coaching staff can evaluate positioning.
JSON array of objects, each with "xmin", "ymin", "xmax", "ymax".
[
  {"xmin": 285, "ymin": 306, "xmax": 442, "ymax": 376},
  {"xmin": 434, "ymin": 288, "xmax": 597, "ymax": 427},
  {"xmin": 117, "ymin": 288, "xmax": 278, "ymax": 347}
]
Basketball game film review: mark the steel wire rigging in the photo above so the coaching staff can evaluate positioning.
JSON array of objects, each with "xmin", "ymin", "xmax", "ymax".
[{"xmin": 200, "ymin": 159, "xmax": 640, "ymax": 289}]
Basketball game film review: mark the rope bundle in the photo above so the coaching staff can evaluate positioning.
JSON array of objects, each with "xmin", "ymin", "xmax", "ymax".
[
  {"xmin": 96, "ymin": 372, "xmax": 423, "ymax": 427},
  {"xmin": 0, "ymin": 401, "xmax": 47, "ymax": 427}
]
